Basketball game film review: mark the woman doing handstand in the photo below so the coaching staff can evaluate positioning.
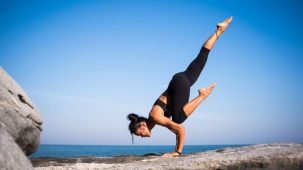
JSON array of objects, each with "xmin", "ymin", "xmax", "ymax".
[{"xmin": 127, "ymin": 17, "xmax": 233, "ymax": 157}]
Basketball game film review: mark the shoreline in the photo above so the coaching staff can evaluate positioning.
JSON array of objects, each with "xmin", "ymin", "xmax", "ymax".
[
  {"xmin": 30, "ymin": 144, "xmax": 248, "ymax": 158},
  {"xmin": 32, "ymin": 143, "xmax": 303, "ymax": 170}
]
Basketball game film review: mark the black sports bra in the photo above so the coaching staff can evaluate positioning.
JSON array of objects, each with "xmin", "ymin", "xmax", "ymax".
[{"xmin": 153, "ymin": 99, "xmax": 172, "ymax": 118}]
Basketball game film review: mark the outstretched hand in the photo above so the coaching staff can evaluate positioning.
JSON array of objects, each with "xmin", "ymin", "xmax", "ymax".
[{"xmin": 161, "ymin": 152, "xmax": 180, "ymax": 157}]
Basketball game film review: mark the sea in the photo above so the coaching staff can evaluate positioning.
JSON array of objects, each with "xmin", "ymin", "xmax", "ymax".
[{"xmin": 30, "ymin": 144, "xmax": 249, "ymax": 158}]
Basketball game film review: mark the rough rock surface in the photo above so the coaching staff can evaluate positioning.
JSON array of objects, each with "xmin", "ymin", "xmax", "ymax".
[
  {"xmin": 0, "ymin": 67, "xmax": 43, "ymax": 156},
  {"xmin": 0, "ymin": 123, "xmax": 34, "ymax": 170},
  {"xmin": 32, "ymin": 143, "xmax": 303, "ymax": 170}
]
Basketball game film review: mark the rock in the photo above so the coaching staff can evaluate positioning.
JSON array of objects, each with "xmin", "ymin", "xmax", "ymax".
[
  {"xmin": 0, "ymin": 67, "xmax": 43, "ymax": 156},
  {"xmin": 0, "ymin": 123, "xmax": 34, "ymax": 170},
  {"xmin": 31, "ymin": 143, "xmax": 303, "ymax": 170}
]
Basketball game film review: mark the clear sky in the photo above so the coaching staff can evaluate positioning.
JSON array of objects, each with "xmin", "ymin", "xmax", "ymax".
[{"xmin": 1, "ymin": 0, "xmax": 302, "ymax": 145}]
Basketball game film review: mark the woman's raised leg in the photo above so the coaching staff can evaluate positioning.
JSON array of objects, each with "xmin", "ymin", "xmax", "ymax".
[
  {"xmin": 184, "ymin": 16, "xmax": 233, "ymax": 86},
  {"xmin": 183, "ymin": 16, "xmax": 233, "ymax": 118}
]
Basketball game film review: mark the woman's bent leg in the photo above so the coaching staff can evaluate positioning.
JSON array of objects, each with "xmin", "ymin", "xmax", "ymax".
[{"xmin": 183, "ymin": 83, "xmax": 216, "ymax": 117}]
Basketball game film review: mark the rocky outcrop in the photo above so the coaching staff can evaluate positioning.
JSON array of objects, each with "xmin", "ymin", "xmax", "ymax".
[
  {"xmin": 0, "ymin": 123, "xmax": 33, "ymax": 170},
  {"xmin": 32, "ymin": 143, "xmax": 303, "ymax": 170},
  {"xmin": 0, "ymin": 67, "xmax": 43, "ymax": 156}
]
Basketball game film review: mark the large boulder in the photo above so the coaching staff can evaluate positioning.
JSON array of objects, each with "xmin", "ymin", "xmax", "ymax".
[
  {"xmin": 0, "ymin": 123, "xmax": 33, "ymax": 170},
  {"xmin": 0, "ymin": 67, "xmax": 43, "ymax": 156}
]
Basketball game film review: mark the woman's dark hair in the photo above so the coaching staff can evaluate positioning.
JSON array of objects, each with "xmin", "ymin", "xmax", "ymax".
[{"xmin": 127, "ymin": 113, "xmax": 148, "ymax": 143}]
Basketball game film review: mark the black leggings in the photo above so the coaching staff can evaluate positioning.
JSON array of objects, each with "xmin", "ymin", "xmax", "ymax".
[{"xmin": 165, "ymin": 46, "xmax": 210, "ymax": 124}]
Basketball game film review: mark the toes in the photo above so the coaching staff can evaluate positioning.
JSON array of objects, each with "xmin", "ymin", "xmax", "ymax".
[
  {"xmin": 208, "ymin": 83, "xmax": 216, "ymax": 90},
  {"xmin": 223, "ymin": 16, "xmax": 233, "ymax": 24},
  {"xmin": 227, "ymin": 16, "xmax": 233, "ymax": 23}
]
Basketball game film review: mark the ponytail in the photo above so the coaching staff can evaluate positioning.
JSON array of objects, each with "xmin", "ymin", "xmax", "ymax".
[{"xmin": 127, "ymin": 113, "xmax": 148, "ymax": 143}]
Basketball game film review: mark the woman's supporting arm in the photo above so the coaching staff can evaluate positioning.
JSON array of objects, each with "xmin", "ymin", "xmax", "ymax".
[
  {"xmin": 162, "ymin": 120, "xmax": 185, "ymax": 157},
  {"xmin": 149, "ymin": 107, "xmax": 185, "ymax": 157}
]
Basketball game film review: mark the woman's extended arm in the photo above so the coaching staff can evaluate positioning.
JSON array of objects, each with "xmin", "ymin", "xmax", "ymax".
[
  {"xmin": 165, "ymin": 120, "xmax": 185, "ymax": 156},
  {"xmin": 149, "ymin": 106, "xmax": 185, "ymax": 157}
]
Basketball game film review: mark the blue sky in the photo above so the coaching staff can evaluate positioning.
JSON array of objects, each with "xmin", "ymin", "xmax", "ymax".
[{"xmin": 1, "ymin": 0, "xmax": 302, "ymax": 145}]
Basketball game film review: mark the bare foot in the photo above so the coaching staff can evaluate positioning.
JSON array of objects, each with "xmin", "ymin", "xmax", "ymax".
[
  {"xmin": 198, "ymin": 83, "xmax": 216, "ymax": 98},
  {"xmin": 217, "ymin": 16, "xmax": 233, "ymax": 32}
]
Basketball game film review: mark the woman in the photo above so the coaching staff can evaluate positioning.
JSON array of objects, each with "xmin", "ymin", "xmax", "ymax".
[{"xmin": 127, "ymin": 17, "xmax": 233, "ymax": 157}]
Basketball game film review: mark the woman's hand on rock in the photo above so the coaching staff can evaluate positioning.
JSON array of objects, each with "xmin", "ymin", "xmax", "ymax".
[{"xmin": 161, "ymin": 152, "xmax": 180, "ymax": 157}]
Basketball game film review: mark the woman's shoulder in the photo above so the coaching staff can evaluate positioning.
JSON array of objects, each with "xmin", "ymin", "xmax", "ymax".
[{"xmin": 149, "ymin": 105, "xmax": 164, "ymax": 122}]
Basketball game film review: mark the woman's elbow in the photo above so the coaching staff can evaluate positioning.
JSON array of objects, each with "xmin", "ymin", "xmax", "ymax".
[{"xmin": 178, "ymin": 125, "xmax": 185, "ymax": 135}]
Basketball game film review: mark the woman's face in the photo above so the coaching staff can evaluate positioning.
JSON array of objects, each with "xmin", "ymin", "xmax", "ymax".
[{"xmin": 135, "ymin": 122, "xmax": 151, "ymax": 137}]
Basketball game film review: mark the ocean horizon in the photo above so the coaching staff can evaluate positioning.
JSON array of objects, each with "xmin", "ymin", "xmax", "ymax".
[{"xmin": 30, "ymin": 144, "xmax": 249, "ymax": 158}]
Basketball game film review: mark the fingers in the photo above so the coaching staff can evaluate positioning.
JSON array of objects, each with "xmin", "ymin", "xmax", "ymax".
[
  {"xmin": 161, "ymin": 152, "xmax": 179, "ymax": 157},
  {"xmin": 161, "ymin": 153, "xmax": 170, "ymax": 157}
]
